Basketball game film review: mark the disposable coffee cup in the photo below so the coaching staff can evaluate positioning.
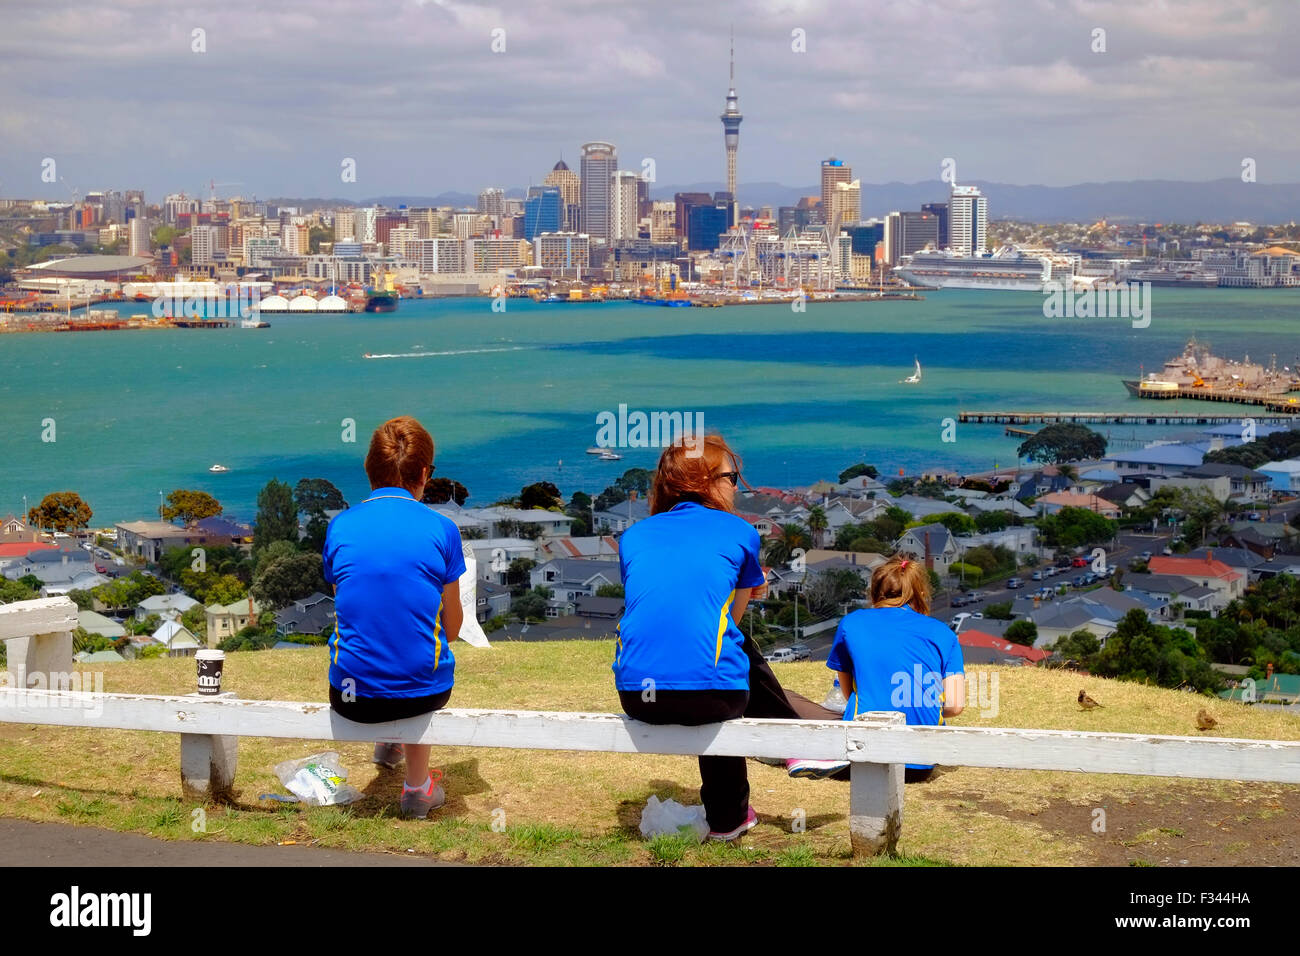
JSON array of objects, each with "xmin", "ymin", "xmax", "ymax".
[{"xmin": 196, "ymin": 649, "xmax": 225, "ymax": 695}]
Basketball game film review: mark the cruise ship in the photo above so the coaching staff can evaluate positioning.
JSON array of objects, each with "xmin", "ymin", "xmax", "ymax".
[{"xmin": 894, "ymin": 246, "xmax": 1073, "ymax": 291}]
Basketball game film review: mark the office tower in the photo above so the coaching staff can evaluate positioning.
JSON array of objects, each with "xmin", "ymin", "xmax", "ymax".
[
  {"xmin": 687, "ymin": 202, "xmax": 730, "ymax": 252},
  {"xmin": 191, "ymin": 224, "xmax": 215, "ymax": 265},
  {"xmin": 674, "ymin": 192, "xmax": 712, "ymax": 240},
  {"xmin": 845, "ymin": 221, "xmax": 885, "ymax": 260},
  {"xmin": 353, "ymin": 206, "xmax": 378, "ymax": 244},
  {"xmin": 830, "ymin": 179, "xmax": 861, "ymax": 233},
  {"xmin": 720, "ymin": 32, "xmax": 743, "ymax": 199},
  {"xmin": 636, "ymin": 175, "xmax": 651, "ymax": 220},
  {"xmin": 611, "ymin": 171, "xmax": 641, "ymax": 240},
  {"xmin": 921, "ymin": 202, "xmax": 949, "ymax": 248},
  {"xmin": 650, "ymin": 202, "xmax": 676, "ymax": 242},
  {"xmin": 334, "ymin": 209, "xmax": 356, "ymax": 241},
  {"xmin": 388, "ymin": 226, "xmax": 419, "ymax": 258},
  {"xmin": 375, "ymin": 213, "xmax": 405, "ymax": 248},
  {"xmin": 534, "ymin": 232, "xmax": 590, "ymax": 272},
  {"xmin": 580, "ymin": 142, "xmax": 617, "ymax": 242},
  {"xmin": 407, "ymin": 207, "xmax": 438, "ymax": 239},
  {"xmin": 411, "ymin": 237, "xmax": 465, "ymax": 273},
  {"xmin": 883, "ymin": 210, "xmax": 940, "ymax": 265},
  {"xmin": 523, "ymin": 186, "xmax": 563, "ymax": 241},
  {"xmin": 544, "ymin": 159, "xmax": 581, "ymax": 227},
  {"xmin": 129, "ymin": 217, "xmax": 150, "ymax": 256},
  {"xmin": 820, "ymin": 158, "xmax": 852, "ymax": 214},
  {"xmin": 948, "ymin": 186, "xmax": 987, "ymax": 255}
]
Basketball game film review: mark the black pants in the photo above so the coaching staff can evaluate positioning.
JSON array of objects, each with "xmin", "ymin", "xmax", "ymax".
[
  {"xmin": 619, "ymin": 636, "xmax": 821, "ymax": 833},
  {"xmin": 329, "ymin": 684, "xmax": 452, "ymax": 724}
]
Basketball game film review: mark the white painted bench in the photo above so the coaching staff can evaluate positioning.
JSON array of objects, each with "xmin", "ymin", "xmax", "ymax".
[{"xmin": 4, "ymin": 597, "xmax": 1300, "ymax": 856}]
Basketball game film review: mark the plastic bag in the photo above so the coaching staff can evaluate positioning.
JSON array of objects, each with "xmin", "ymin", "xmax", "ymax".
[
  {"xmin": 271, "ymin": 751, "xmax": 363, "ymax": 806},
  {"xmin": 639, "ymin": 795, "xmax": 708, "ymax": 841}
]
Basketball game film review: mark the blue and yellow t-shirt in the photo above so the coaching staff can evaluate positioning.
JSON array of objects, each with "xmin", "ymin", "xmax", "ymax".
[
  {"xmin": 825, "ymin": 605, "xmax": 964, "ymax": 770},
  {"xmin": 323, "ymin": 487, "xmax": 466, "ymax": 698},
  {"xmin": 613, "ymin": 501, "xmax": 767, "ymax": 692}
]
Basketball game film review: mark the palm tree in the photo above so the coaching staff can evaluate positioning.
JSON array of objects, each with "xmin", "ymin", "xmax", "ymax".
[
  {"xmin": 1056, "ymin": 464, "xmax": 1079, "ymax": 487},
  {"xmin": 764, "ymin": 523, "xmax": 810, "ymax": 567},
  {"xmin": 806, "ymin": 506, "xmax": 828, "ymax": 550}
]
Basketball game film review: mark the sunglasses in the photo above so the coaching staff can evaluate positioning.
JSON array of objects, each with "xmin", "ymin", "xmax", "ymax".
[{"xmin": 716, "ymin": 471, "xmax": 740, "ymax": 486}]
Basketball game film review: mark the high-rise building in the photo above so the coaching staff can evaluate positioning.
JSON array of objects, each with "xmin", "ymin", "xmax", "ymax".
[
  {"xmin": 830, "ymin": 180, "xmax": 861, "ymax": 233},
  {"xmin": 523, "ymin": 186, "xmax": 563, "ymax": 241},
  {"xmin": 580, "ymin": 142, "xmax": 617, "ymax": 242},
  {"xmin": 388, "ymin": 226, "xmax": 419, "ymax": 259},
  {"xmin": 478, "ymin": 188, "xmax": 506, "ymax": 222},
  {"xmin": 191, "ymin": 224, "xmax": 215, "ymax": 265},
  {"xmin": 334, "ymin": 210, "xmax": 356, "ymax": 241},
  {"xmin": 353, "ymin": 207, "xmax": 378, "ymax": 244},
  {"xmin": 650, "ymin": 202, "xmax": 676, "ymax": 242},
  {"xmin": 610, "ymin": 171, "xmax": 641, "ymax": 241},
  {"xmin": 128, "ymin": 217, "xmax": 150, "ymax": 257},
  {"xmin": 820, "ymin": 158, "xmax": 852, "ymax": 214},
  {"xmin": 883, "ymin": 210, "xmax": 940, "ymax": 265},
  {"xmin": 948, "ymin": 186, "xmax": 987, "ymax": 255},
  {"xmin": 720, "ymin": 33, "xmax": 743, "ymax": 200},
  {"xmin": 534, "ymin": 232, "xmax": 590, "ymax": 273},
  {"xmin": 407, "ymin": 207, "xmax": 438, "ymax": 239},
  {"xmin": 674, "ymin": 192, "xmax": 712, "ymax": 240},
  {"xmin": 411, "ymin": 237, "xmax": 465, "ymax": 274},
  {"xmin": 687, "ymin": 202, "xmax": 730, "ymax": 252},
  {"xmin": 375, "ymin": 213, "xmax": 405, "ymax": 248},
  {"xmin": 544, "ymin": 160, "xmax": 581, "ymax": 227},
  {"xmin": 921, "ymin": 202, "xmax": 949, "ymax": 249}
]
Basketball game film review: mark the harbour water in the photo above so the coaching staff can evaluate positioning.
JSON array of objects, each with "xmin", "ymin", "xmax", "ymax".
[{"xmin": 2, "ymin": 289, "xmax": 1298, "ymax": 524}]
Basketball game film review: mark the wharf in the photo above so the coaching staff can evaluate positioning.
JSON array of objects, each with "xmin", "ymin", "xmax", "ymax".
[{"xmin": 964, "ymin": 409, "xmax": 1300, "ymax": 425}]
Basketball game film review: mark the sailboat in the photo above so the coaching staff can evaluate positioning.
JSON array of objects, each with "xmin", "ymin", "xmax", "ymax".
[{"xmin": 901, "ymin": 357, "xmax": 922, "ymax": 384}]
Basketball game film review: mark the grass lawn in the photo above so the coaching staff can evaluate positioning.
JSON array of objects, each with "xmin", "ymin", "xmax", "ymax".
[{"xmin": 1, "ymin": 640, "xmax": 1297, "ymax": 866}]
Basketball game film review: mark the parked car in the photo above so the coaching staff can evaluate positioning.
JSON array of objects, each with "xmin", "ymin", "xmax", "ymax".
[
  {"xmin": 764, "ymin": 648, "xmax": 797, "ymax": 664},
  {"xmin": 950, "ymin": 593, "xmax": 969, "ymax": 608},
  {"xmin": 788, "ymin": 643, "xmax": 811, "ymax": 661},
  {"xmin": 1248, "ymin": 512, "xmax": 1262, "ymax": 521},
  {"xmin": 1140, "ymin": 551, "xmax": 1152, "ymax": 561},
  {"xmin": 1007, "ymin": 577, "xmax": 1024, "ymax": 589},
  {"xmin": 1072, "ymin": 575, "xmax": 1087, "ymax": 587},
  {"xmin": 949, "ymin": 612, "xmax": 972, "ymax": 632},
  {"xmin": 1072, "ymin": 556, "xmax": 1088, "ymax": 568},
  {"xmin": 1031, "ymin": 571, "xmax": 1043, "ymax": 581},
  {"xmin": 1162, "ymin": 546, "xmax": 1173, "ymax": 555}
]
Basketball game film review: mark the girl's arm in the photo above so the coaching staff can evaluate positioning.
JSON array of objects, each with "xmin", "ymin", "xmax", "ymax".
[
  {"xmin": 440, "ymin": 579, "xmax": 463, "ymax": 643},
  {"xmin": 942, "ymin": 674, "xmax": 966, "ymax": 717},
  {"xmin": 730, "ymin": 587, "xmax": 752, "ymax": 624},
  {"xmin": 837, "ymin": 670, "xmax": 855, "ymax": 697}
]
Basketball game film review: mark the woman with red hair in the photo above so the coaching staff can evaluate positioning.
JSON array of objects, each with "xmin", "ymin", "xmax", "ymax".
[
  {"xmin": 614, "ymin": 434, "xmax": 843, "ymax": 841},
  {"xmin": 323, "ymin": 416, "xmax": 465, "ymax": 819}
]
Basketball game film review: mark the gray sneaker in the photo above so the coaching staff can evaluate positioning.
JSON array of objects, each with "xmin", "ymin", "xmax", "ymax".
[
  {"xmin": 400, "ymin": 773, "xmax": 446, "ymax": 819},
  {"xmin": 373, "ymin": 742, "xmax": 404, "ymax": 769}
]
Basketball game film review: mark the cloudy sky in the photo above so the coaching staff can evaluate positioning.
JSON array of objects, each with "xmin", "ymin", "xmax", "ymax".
[{"xmin": 2, "ymin": 0, "xmax": 1297, "ymax": 201}]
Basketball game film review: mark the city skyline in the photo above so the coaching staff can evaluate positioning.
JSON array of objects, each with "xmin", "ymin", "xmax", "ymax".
[{"xmin": 3, "ymin": 1, "xmax": 1299, "ymax": 199}]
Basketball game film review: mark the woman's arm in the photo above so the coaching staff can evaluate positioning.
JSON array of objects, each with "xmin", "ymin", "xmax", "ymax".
[
  {"xmin": 730, "ymin": 587, "xmax": 752, "ymax": 624},
  {"xmin": 942, "ymin": 673, "xmax": 966, "ymax": 717},
  {"xmin": 440, "ymin": 579, "xmax": 463, "ymax": 643},
  {"xmin": 837, "ymin": 670, "xmax": 855, "ymax": 697}
]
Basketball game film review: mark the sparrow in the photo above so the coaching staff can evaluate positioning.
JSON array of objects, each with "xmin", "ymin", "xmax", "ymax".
[
  {"xmin": 1196, "ymin": 709, "xmax": 1218, "ymax": 731},
  {"xmin": 1078, "ymin": 689, "xmax": 1103, "ymax": 710}
]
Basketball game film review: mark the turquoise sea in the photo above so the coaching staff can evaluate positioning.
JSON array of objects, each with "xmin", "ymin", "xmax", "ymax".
[{"xmin": 1, "ymin": 289, "xmax": 1298, "ymax": 525}]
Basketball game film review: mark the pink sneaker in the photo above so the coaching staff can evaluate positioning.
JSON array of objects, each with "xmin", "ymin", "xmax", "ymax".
[{"xmin": 707, "ymin": 805, "xmax": 758, "ymax": 842}]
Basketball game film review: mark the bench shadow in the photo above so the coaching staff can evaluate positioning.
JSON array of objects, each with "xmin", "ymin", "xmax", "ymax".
[{"xmin": 344, "ymin": 758, "xmax": 490, "ymax": 819}]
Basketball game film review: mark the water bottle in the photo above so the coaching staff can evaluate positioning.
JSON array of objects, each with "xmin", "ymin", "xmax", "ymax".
[{"xmin": 822, "ymin": 678, "xmax": 847, "ymax": 712}]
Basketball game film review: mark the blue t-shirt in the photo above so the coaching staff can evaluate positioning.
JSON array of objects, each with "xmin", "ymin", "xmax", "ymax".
[
  {"xmin": 613, "ymin": 501, "xmax": 767, "ymax": 691},
  {"xmin": 323, "ymin": 487, "xmax": 467, "ymax": 698},
  {"xmin": 825, "ymin": 605, "xmax": 965, "ymax": 770}
]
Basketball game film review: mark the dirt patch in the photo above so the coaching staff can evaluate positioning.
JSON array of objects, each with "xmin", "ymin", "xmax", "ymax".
[{"xmin": 940, "ymin": 785, "xmax": 1300, "ymax": 866}]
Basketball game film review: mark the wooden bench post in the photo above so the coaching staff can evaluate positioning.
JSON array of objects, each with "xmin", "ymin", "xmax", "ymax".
[
  {"xmin": 180, "ymin": 692, "xmax": 238, "ymax": 802},
  {"xmin": 0, "ymin": 597, "xmax": 77, "ymax": 691},
  {"xmin": 847, "ymin": 710, "xmax": 906, "ymax": 856}
]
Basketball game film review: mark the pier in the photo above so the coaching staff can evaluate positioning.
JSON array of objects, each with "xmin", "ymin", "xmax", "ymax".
[{"xmin": 964, "ymin": 409, "xmax": 1300, "ymax": 425}]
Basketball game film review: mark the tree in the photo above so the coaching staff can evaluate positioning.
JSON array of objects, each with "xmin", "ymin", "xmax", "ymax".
[
  {"xmin": 838, "ymin": 463, "xmax": 878, "ymax": 483},
  {"xmin": 255, "ymin": 539, "xmax": 299, "ymax": 578},
  {"xmin": 763, "ymin": 523, "xmax": 810, "ymax": 567},
  {"xmin": 932, "ymin": 511, "xmax": 975, "ymax": 535},
  {"xmin": 206, "ymin": 574, "xmax": 247, "ymax": 606},
  {"xmin": 251, "ymin": 552, "xmax": 327, "ymax": 610},
  {"xmin": 1017, "ymin": 424, "xmax": 1107, "ymax": 464},
  {"xmin": 806, "ymin": 506, "xmax": 828, "ymax": 549},
  {"xmin": 1052, "ymin": 628, "xmax": 1101, "ymax": 663},
  {"xmin": 1005, "ymin": 619, "xmax": 1038, "ymax": 646},
  {"xmin": 511, "ymin": 586, "xmax": 552, "ymax": 622},
  {"xmin": 0, "ymin": 579, "xmax": 39, "ymax": 604},
  {"xmin": 253, "ymin": 479, "xmax": 299, "ymax": 554},
  {"xmin": 294, "ymin": 478, "xmax": 348, "ymax": 514},
  {"xmin": 984, "ymin": 601, "xmax": 1014, "ymax": 620},
  {"xmin": 614, "ymin": 468, "xmax": 653, "ymax": 495},
  {"xmin": 803, "ymin": 568, "xmax": 866, "ymax": 616},
  {"xmin": 161, "ymin": 489, "xmax": 222, "ymax": 524},
  {"xmin": 422, "ymin": 477, "xmax": 469, "ymax": 506},
  {"xmin": 27, "ymin": 492, "xmax": 92, "ymax": 532},
  {"xmin": 974, "ymin": 510, "xmax": 1011, "ymax": 533},
  {"xmin": 66, "ymin": 589, "xmax": 94, "ymax": 611},
  {"xmin": 506, "ymin": 557, "xmax": 536, "ymax": 595},
  {"xmin": 520, "ymin": 481, "xmax": 563, "ymax": 511},
  {"xmin": 1035, "ymin": 507, "xmax": 1116, "ymax": 549},
  {"xmin": 596, "ymin": 583, "xmax": 625, "ymax": 598}
]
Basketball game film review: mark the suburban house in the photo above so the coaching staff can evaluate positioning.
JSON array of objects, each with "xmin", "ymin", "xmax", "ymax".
[
  {"xmin": 77, "ymin": 609, "xmax": 126, "ymax": 640},
  {"xmin": 1124, "ymin": 573, "xmax": 1219, "ymax": 615},
  {"xmin": 1094, "ymin": 483, "xmax": 1152, "ymax": 512},
  {"xmin": 274, "ymin": 592, "xmax": 336, "ymax": 637},
  {"xmin": 115, "ymin": 520, "xmax": 235, "ymax": 563},
  {"xmin": 1034, "ymin": 491, "xmax": 1121, "ymax": 519},
  {"xmin": 151, "ymin": 619, "xmax": 203, "ymax": 657},
  {"xmin": 1145, "ymin": 556, "xmax": 1245, "ymax": 605},
  {"xmin": 538, "ymin": 536, "xmax": 620, "ymax": 561},
  {"xmin": 592, "ymin": 499, "xmax": 650, "ymax": 533},
  {"xmin": 0, "ymin": 514, "xmax": 40, "ymax": 544},
  {"xmin": 461, "ymin": 506, "xmax": 575, "ymax": 539},
  {"xmin": 895, "ymin": 524, "xmax": 959, "ymax": 575},
  {"xmin": 1185, "ymin": 547, "xmax": 1268, "ymax": 582},
  {"xmin": 475, "ymin": 580, "xmax": 511, "ymax": 623},
  {"xmin": 469, "ymin": 537, "xmax": 540, "ymax": 584},
  {"xmin": 1028, "ymin": 602, "xmax": 1122, "ymax": 649},
  {"xmin": 1156, "ymin": 463, "xmax": 1273, "ymax": 503},
  {"xmin": 206, "ymin": 596, "xmax": 262, "ymax": 646},
  {"xmin": 958, "ymin": 526, "xmax": 1038, "ymax": 558},
  {"xmin": 1102, "ymin": 443, "xmax": 1206, "ymax": 478},
  {"xmin": 891, "ymin": 495, "xmax": 960, "ymax": 521},
  {"xmin": 2, "ymin": 546, "xmax": 93, "ymax": 584},
  {"xmin": 0, "ymin": 540, "xmax": 57, "ymax": 573},
  {"xmin": 1255, "ymin": 459, "xmax": 1300, "ymax": 493},
  {"xmin": 821, "ymin": 497, "xmax": 889, "ymax": 535},
  {"xmin": 136, "ymin": 592, "xmax": 199, "ymax": 622},
  {"xmin": 958, "ymin": 629, "xmax": 1051, "ymax": 666},
  {"xmin": 575, "ymin": 596, "xmax": 625, "ymax": 621},
  {"xmin": 529, "ymin": 558, "xmax": 621, "ymax": 617}
]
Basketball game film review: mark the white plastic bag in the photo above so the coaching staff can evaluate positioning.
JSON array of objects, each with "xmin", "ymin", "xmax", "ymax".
[
  {"xmin": 272, "ymin": 751, "xmax": 363, "ymax": 806},
  {"xmin": 456, "ymin": 542, "xmax": 492, "ymax": 648},
  {"xmin": 639, "ymin": 795, "xmax": 708, "ymax": 841}
]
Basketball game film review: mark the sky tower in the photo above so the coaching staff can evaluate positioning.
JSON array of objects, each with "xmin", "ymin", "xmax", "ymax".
[{"xmin": 720, "ymin": 31, "xmax": 742, "ymax": 200}]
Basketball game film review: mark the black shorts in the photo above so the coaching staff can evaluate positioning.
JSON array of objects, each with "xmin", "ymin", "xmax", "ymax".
[{"xmin": 329, "ymin": 684, "xmax": 452, "ymax": 724}]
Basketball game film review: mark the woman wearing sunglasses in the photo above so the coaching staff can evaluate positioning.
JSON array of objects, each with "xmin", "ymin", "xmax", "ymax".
[{"xmin": 614, "ymin": 434, "xmax": 843, "ymax": 841}]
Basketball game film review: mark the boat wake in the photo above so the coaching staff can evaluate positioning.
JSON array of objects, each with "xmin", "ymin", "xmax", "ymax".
[{"xmin": 363, "ymin": 346, "xmax": 533, "ymax": 360}]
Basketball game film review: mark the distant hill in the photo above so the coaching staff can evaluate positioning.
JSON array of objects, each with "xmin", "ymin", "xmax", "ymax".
[{"xmin": 265, "ymin": 179, "xmax": 1300, "ymax": 225}]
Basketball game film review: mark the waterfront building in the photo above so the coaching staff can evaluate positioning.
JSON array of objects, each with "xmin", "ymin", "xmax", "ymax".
[
  {"xmin": 922, "ymin": 201, "xmax": 949, "ymax": 248},
  {"xmin": 191, "ymin": 224, "xmax": 215, "ymax": 265},
  {"xmin": 830, "ymin": 179, "xmax": 860, "ymax": 233},
  {"xmin": 611, "ymin": 171, "xmax": 641, "ymax": 241},
  {"xmin": 128, "ymin": 217, "xmax": 150, "ymax": 257},
  {"xmin": 674, "ymin": 192, "xmax": 712, "ymax": 241},
  {"xmin": 580, "ymin": 142, "xmax": 618, "ymax": 243},
  {"xmin": 720, "ymin": 34, "xmax": 743, "ymax": 199},
  {"xmin": 883, "ymin": 210, "xmax": 939, "ymax": 265},
  {"xmin": 244, "ymin": 236, "xmax": 282, "ymax": 267},
  {"xmin": 650, "ymin": 202, "xmax": 676, "ymax": 242},
  {"xmin": 334, "ymin": 209, "xmax": 355, "ymax": 241},
  {"xmin": 948, "ymin": 185, "xmax": 988, "ymax": 256},
  {"xmin": 687, "ymin": 202, "xmax": 730, "ymax": 252},
  {"xmin": 387, "ymin": 225, "xmax": 419, "ymax": 259},
  {"xmin": 466, "ymin": 237, "xmax": 529, "ymax": 271},
  {"xmin": 534, "ymin": 231, "xmax": 590, "ymax": 274}
]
